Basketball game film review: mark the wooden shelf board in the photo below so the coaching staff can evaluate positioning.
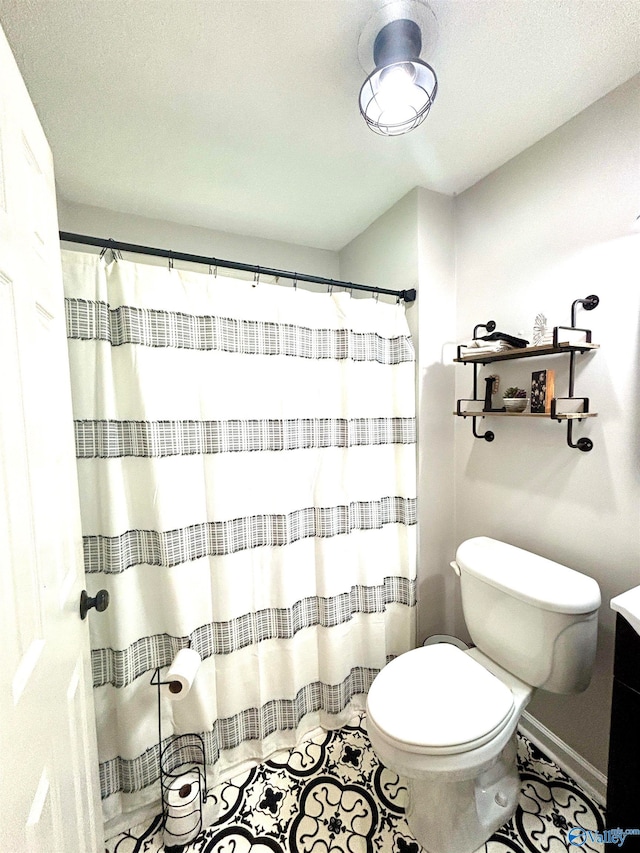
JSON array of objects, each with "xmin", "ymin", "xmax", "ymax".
[
  {"xmin": 454, "ymin": 341, "xmax": 599, "ymax": 364},
  {"xmin": 454, "ymin": 411, "xmax": 598, "ymax": 420}
]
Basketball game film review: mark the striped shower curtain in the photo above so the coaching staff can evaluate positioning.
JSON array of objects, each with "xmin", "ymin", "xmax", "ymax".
[{"xmin": 62, "ymin": 250, "xmax": 417, "ymax": 823}]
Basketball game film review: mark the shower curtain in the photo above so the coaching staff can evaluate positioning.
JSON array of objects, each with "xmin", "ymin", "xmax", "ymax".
[{"xmin": 62, "ymin": 250, "xmax": 417, "ymax": 822}]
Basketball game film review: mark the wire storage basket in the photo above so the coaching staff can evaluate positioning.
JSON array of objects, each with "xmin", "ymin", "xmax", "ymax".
[{"xmin": 160, "ymin": 733, "xmax": 207, "ymax": 845}]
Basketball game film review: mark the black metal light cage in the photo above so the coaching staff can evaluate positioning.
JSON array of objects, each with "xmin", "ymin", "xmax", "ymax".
[{"xmin": 359, "ymin": 17, "xmax": 438, "ymax": 137}]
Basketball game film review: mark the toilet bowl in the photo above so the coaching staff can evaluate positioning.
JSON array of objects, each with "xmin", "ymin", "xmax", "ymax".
[
  {"xmin": 367, "ymin": 644, "xmax": 532, "ymax": 853},
  {"xmin": 366, "ymin": 537, "xmax": 601, "ymax": 853}
]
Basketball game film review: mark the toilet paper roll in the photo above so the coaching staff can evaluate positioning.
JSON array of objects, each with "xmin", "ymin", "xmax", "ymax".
[
  {"xmin": 166, "ymin": 648, "xmax": 201, "ymax": 701},
  {"xmin": 173, "ymin": 679, "xmax": 213, "ymax": 735},
  {"xmin": 166, "ymin": 769, "xmax": 201, "ymax": 815},
  {"xmin": 164, "ymin": 770, "xmax": 202, "ymax": 844}
]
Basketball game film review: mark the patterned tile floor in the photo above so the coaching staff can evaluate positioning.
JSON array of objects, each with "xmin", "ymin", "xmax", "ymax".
[{"xmin": 105, "ymin": 712, "xmax": 605, "ymax": 853}]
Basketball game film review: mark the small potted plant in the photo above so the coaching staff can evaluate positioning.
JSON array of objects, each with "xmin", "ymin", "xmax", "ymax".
[{"xmin": 503, "ymin": 387, "xmax": 528, "ymax": 412}]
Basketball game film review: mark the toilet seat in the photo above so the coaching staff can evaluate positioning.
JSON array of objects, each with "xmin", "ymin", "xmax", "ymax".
[{"xmin": 367, "ymin": 644, "xmax": 516, "ymax": 755}]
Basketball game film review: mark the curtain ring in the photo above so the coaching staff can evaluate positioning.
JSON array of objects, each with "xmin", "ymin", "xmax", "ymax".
[
  {"xmin": 253, "ymin": 269, "xmax": 260, "ymax": 287},
  {"xmin": 293, "ymin": 273, "xmax": 297, "ymax": 292},
  {"xmin": 168, "ymin": 254, "xmax": 174, "ymax": 271},
  {"xmin": 100, "ymin": 241, "xmax": 121, "ymax": 262},
  {"xmin": 328, "ymin": 284, "xmax": 333, "ymax": 295}
]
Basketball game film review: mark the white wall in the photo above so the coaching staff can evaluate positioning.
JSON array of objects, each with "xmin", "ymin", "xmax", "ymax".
[
  {"xmin": 57, "ymin": 198, "xmax": 340, "ymax": 280},
  {"xmin": 415, "ymin": 189, "xmax": 457, "ymax": 639},
  {"xmin": 339, "ymin": 187, "xmax": 457, "ymax": 645},
  {"xmin": 454, "ymin": 74, "xmax": 640, "ymax": 774},
  {"xmin": 338, "ymin": 188, "xmax": 420, "ymax": 302}
]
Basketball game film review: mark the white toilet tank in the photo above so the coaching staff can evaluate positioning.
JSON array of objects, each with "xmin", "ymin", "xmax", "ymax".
[{"xmin": 455, "ymin": 537, "xmax": 601, "ymax": 693}]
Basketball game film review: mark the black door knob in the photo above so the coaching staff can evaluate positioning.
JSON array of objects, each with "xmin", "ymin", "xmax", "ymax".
[{"xmin": 80, "ymin": 589, "xmax": 110, "ymax": 620}]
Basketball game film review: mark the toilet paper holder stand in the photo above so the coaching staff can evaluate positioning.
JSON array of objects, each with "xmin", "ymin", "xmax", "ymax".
[{"xmin": 151, "ymin": 667, "xmax": 208, "ymax": 844}]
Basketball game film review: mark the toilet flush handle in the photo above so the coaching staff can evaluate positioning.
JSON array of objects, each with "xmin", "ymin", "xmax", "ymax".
[{"xmin": 450, "ymin": 560, "xmax": 461, "ymax": 577}]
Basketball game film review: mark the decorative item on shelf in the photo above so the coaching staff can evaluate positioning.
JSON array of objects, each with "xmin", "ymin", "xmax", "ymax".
[
  {"xmin": 530, "ymin": 369, "xmax": 555, "ymax": 413},
  {"xmin": 502, "ymin": 387, "xmax": 528, "ymax": 412},
  {"xmin": 483, "ymin": 375, "xmax": 506, "ymax": 412},
  {"xmin": 532, "ymin": 313, "xmax": 553, "ymax": 347}
]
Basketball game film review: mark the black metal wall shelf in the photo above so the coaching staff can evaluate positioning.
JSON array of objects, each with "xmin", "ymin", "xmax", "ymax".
[{"xmin": 454, "ymin": 295, "xmax": 599, "ymax": 452}]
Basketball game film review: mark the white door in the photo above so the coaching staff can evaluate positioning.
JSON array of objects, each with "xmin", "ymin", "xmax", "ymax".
[{"xmin": 0, "ymin": 23, "xmax": 104, "ymax": 853}]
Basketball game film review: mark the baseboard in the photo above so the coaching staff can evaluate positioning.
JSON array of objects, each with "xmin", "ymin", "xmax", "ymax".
[{"xmin": 518, "ymin": 711, "xmax": 607, "ymax": 807}]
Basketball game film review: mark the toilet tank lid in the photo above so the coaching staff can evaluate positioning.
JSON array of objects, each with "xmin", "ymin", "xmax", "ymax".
[{"xmin": 456, "ymin": 537, "xmax": 601, "ymax": 614}]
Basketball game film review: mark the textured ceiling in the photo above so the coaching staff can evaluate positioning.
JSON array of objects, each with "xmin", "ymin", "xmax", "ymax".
[{"xmin": 1, "ymin": 0, "xmax": 639, "ymax": 250}]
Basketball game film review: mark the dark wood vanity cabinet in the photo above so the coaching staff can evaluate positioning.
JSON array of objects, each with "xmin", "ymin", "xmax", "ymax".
[{"xmin": 606, "ymin": 613, "xmax": 640, "ymax": 848}]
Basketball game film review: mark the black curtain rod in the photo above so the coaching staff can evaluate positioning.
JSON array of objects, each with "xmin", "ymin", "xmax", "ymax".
[{"xmin": 59, "ymin": 232, "xmax": 417, "ymax": 304}]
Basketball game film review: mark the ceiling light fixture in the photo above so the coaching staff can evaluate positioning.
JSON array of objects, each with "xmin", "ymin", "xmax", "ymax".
[{"xmin": 359, "ymin": 16, "xmax": 437, "ymax": 137}]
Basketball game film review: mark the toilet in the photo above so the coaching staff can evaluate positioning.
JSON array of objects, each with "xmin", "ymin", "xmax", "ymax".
[{"xmin": 366, "ymin": 536, "xmax": 601, "ymax": 853}]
